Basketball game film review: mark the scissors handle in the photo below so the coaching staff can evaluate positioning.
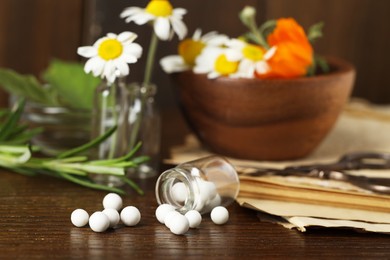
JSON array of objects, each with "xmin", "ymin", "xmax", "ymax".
[{"xmin": 338, "ymin": 152, "xmax": 390, "ymax": 169}]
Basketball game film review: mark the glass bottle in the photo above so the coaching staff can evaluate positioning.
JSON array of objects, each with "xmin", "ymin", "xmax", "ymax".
[
  {"xmin": 22, "ymin": 100, "xmax": 90, "ymax": 156},
  {"xmin": 155, "ymin": 156, "xmax": 240, "ymax": 214},
  {"xmin": 126, "ymin": 82, "xmax": 161, "ymax": 179},
  {"xmin": 90, "ymin": 78, "xmax": 161, "ymax": 186}
]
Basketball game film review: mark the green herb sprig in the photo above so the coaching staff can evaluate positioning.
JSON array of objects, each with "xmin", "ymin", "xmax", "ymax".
[{"xmin": 0, "ymin": 99, "xmax": 147, "ymax": 195}]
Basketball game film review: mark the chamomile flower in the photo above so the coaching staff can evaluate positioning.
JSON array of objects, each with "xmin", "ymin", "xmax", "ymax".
[
  {"xmin": 160, "ymin": 29, "xmax": 228, "ymax": 73},
  {"xmin": 120, "ymin": 0, "xmax": 187, "ymax": 41},
  {"xmin": 226, "ymin": 39, "xmax": 274, "ymax": 78},
  {"xmin": 77, "ymin": 32, "xmax": 142, "ymax": 83},
  {"xmin": 193, "ymin": 45, "xmax": 242, "ymax": 79}
]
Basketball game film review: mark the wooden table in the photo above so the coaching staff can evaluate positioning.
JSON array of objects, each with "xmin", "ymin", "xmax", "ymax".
[{"xmin": 1, "ymin": 110, "xmax": 389, "ymax": 259}]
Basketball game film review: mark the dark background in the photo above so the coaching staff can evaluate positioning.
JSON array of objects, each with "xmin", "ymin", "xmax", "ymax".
[{"xmin": 0, "ymin": 0, "xmax": 389, "ymax": 107}]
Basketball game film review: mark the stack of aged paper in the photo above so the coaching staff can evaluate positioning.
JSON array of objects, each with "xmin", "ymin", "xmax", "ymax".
[{"xmin": 166, "ymin": 100, "xmax": 390, "ymax": 234}]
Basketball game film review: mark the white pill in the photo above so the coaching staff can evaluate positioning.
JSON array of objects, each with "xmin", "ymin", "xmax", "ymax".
[
  {"xmin": 204, "ymin": 194, "xmax": 222, "ymax": 213},
  {"xmin": 210, "ymin": 206, "xmax": 229, "ymax": 225},
  {"xmin": 171, "ymin": 182, "xmax": 187, "ymax": 204},
  {"xmin": 184, "ymin": 210, "xmax": 202, "ymax": 228},
  {"xmin": 120, "ymin": 206, "xmax": 141, "ymax": 226},
  {"xmin": 102, "ymin": 208, "xmax": 120, "ymax": 228},
  {"xmin": 103, "ymin": 193, "xmax": 123, "ymax": 211},
  {"xmin": 191, "ymin": 168, "xmax": 201, "ymax": 177},
  {"xmin": 89, "ymin": 211, "xmax": 110, "ymax": 232},
  {"xmin": 199, "ymin": 180, "xmax": 217, "ymax": 203},
  {"xmin": 155, "ymin": 204, "xmax": 176, "ymax": 224},
  {"xmin": 169, "ymin": 213, "xmax": 189, "ymax": 235},
  {"xmin": 71, "ymin": 209, "xmax": 89, "ymax": 227},
  {"xmin": 164, "ymin": 210, "xmax": 182, "ymax": 229}
]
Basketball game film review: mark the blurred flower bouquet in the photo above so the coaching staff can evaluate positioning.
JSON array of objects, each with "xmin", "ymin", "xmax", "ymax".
[
  {"xmin": 161, "ymin": 6, "xmax": 328, "ymax": 79},
  {"xmin": 160, "ymin": 5, "xmax": 355, "ymax": 161}
]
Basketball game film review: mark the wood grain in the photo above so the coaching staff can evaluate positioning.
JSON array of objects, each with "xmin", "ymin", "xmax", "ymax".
[
  {"xmin": 0, "ymin": 110, "xmax": 390, "ymax": 259},
  {"xmin": 0, "ymin": 0, "xmax": 88, "ymax": 107}
]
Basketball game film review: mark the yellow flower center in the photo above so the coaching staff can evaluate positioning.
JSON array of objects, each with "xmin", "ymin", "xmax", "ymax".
[
  {"xmin": 214, "ymin": 54, "xmax": 239, "ymax": 75},
  {"xmin": 146, "ymin": 0, "xmax": 173, "ymax": 17},
  {"xmin": 178, "ymin": 39, "xmax": 205, "ymax": 66},
  {"xmin": 242, "ymin": 44, "xmax": 264, "ymax": 61},
  {"xmin": 98, "ymin": 39, "xmax": 123, "ymax": 61}
]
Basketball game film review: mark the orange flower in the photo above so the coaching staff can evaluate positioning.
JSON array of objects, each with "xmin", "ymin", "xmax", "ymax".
[{"xmin": 256, "ymin": 18, "xmax": 313, "ymax": 79}]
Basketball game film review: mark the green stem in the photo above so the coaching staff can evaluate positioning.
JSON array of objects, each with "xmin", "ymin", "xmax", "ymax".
[
  {"xmin": 108, "ymin": 82, "xmax": 118, "ymax": 159},
  {"xmin": 250, "ymin": 22, "xmax": 269, "ymax": 48},
  {"xmin": 143, "ymin": 32, "xmax": 159, "ymax": 85},
  {"xmin": 57, "ymin": 171, "xmax": 125, "ymax": 194},
  {"xmin": 57, "ymin": 126, "xmax": 117, "ymax": 159},
  {"xmin": 120, "ymin": 176, "xmax": 144, "ymax": 195}
]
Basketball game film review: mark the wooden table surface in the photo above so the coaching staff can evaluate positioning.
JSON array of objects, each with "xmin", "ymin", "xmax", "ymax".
[{"xmin": 1, "ymin": 110, "xmax": 389, "ymax": 259}]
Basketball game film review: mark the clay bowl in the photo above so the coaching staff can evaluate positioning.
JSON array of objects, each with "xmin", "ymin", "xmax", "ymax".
[{"xmin": 171, "ymin": 57, "xmax": 356, "ymax": 161}]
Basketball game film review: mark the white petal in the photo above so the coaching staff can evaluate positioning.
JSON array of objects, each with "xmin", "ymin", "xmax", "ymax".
[
  {"xmin": 84, "ymin": 56, "xmax": 104, "ymax": 77},
  {"xmin": 154, "ymin": 17, "xmax": 170, "ymax": 41},
  {"xmin": 114, "ymin": 59, "xmax": 129, "ymax": 76},
  {"xmin": 107, "ymin": 33, "xmax": 117, "ymax": 39},
  {"xmin": 160, "ymin": 55, "xmax": 189, "ymax": 73},
  {"xmin": 255, "ymin": 61, "xmax": 271, "ymax": 74},
  {"xmin": 170, "ymin": 16, "xmax": 187, "ymax": 40},
  {"xmin": 93, "ymin": 37, "xmax": 106, "ymax": 48},
  {"xmin": 120, "ymin": 7, "xmax": 143, "ymax": 19},
  {"xmin": 238, "ymin": 60, "xmax": 255, "ymax": 78},
  {"xmin": 92, "ymin": 58, "xmax": 105, "ymax": 77},
  {"xmin": 118, "ymin": 31, "xmax": 137, "ymax": 44},
  {"xmin": 84, "ymin": 58, "xmax": 95, "ymax": 74},
  {"xmin": 193, "ymin": 66, "xmax": 209, "ymax": 74},
  {"xmin": 208, "ymin": 72, "xmax": 220, "ymax": 79},
  {"xmin": 103, "ymin": 61, "xmax": 117, "ymax": 83},
  {"xmin": 132, "ymin": 13, "xmax": 154, "ymax": 25},
  {"xmin": 225, "ymin": 49, "xmax": 242, "ymax": 61},
  {"xmin": 192, "ymin": 29, "xmax": 202, "ymax": 41},
  {"xmin": 173, "ymin": 8, "xmax": 187, "ymax": 17},
  {"xmin": 200, "ymin": 31, "xmax": 217, "ymax": 41},
  {"xmin": 122, "ymin": 53, "xmax": 138, "ymax": 64},
  {"xmin": 264, "ymin": 46, "xmax": 277, "ymax": 60},
  {"xmin": 206, "ymin": 35, "xmax": 229, "ymax": 46},
  {"xmin": 124, "ymin": 43, "xmax": 142, "ymax": 59},
  {"xmin": 77, "ymin": 46, "xmax": 97, "ymax": 58}
]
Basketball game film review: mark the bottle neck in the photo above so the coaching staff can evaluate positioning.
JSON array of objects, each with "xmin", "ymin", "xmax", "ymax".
[{"xmin": 155, "ymin": 167, "xmax": 200, "ymax": 214}]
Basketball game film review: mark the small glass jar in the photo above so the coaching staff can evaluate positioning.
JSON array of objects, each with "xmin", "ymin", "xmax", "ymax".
[
  {"xmin": 155, "ymin": 156, "xmax": 240, "ymax": 214},
  {"xmin": 22, "ymin": 100, "xmax": 90, "ymax": 156}
]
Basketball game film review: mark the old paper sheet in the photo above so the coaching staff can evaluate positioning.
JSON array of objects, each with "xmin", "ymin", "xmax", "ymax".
[{"xmin": 167, "ymin": 100, "xmax": 390, "ymax": 233}]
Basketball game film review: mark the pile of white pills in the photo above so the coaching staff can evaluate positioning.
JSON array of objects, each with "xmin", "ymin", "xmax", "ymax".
[
  {"xmin": 169, "ymin": 179, "xmax": 222, "ymax": 214},
  {"xmin": 70, "ymin": 193, "xmax": 141, "ymax": 233},
  {"xmin": 155, "ymin": 203, "xmax": 229, "ymax": 236}
]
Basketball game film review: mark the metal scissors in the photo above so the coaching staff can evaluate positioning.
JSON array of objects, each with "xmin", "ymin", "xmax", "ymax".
[{"xmin": 240, "ymin": 152, "xmax": 390, "ymax": 194}]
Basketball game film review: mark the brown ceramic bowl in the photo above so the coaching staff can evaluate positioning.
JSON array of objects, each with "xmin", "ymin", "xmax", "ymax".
[{"xmin": 171, "ymin": 57, "xmax": 356, "ymax": 161}]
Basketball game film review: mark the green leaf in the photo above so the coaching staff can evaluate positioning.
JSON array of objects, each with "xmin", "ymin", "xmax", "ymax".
[
  {"xmin": 0, "ymin": 69, "xmax": 58, "ymax": 106},
  {"xmin": 55, "ymin": 171, "xmax": 126, "ymax": 194},
  {"xmin": 42, "ymin": 59, "xmax": 101, "ymax": 110},
  {"xmin": 308, "ymin": 22, "xmax": 325, "ymax": 43},
  {"xmin": 259, "ymin": 19, "xmax": 277, "ymax": 39},
  {"xmin": 0, "ymin": 99, "xmax": 25, "ymax": 141},
  {"xmin": 306, "ymin": 55, "xmax": 330, "ymax": 76}
]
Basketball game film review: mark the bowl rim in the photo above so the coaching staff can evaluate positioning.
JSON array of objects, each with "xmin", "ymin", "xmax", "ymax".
[{"xmin": 177, "ymin": 56, "xmax": 355, "ymax": 84}]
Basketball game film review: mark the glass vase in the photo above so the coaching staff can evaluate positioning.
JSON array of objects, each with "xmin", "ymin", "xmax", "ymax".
[
  {"xmin": 126, "ymin": 82, "xmax": 161, "ymax": 179},
  {"xmin": 22, "ymin": 101, "xmax": 91, "ymax": 156},
  {"xmin": 90, "ymin": 79, "xmax": 160, "ymax": 186}
]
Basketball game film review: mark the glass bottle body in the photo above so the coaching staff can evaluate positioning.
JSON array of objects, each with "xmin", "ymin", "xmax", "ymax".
[
  {"xmin": 155, "ymin": 156, "xmax": 240, "ymax": 214},
  {"xmin": 90, "ymin": 79, "xmax": 161, "ymax": 185}
]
